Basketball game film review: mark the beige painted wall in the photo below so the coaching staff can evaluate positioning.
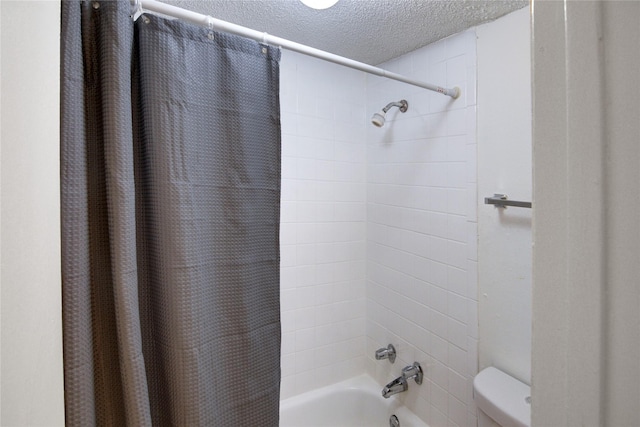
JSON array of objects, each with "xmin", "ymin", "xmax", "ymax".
[
  {"xmin": 532, "ymin": 0, "xmax": 640, "ymax": 425},
  {"xmin": 0, "ymin": 1, "xmax": 65, "ymax": 425},
  {"xmin": 477, "ymin": 7, "xmax": 532, "ymax": 384},
  {"xmin": 600, "ymin": 2, "xmax": 640, "ymax": 423}
]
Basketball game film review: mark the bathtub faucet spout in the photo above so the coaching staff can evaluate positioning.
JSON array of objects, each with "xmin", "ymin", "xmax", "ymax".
[
  {"xmin": 381, "ymin": 362, "xmax": 423, "ymax": 399},
  {"xmin": 381, "ymin": 376, "xmax": 407, "ymax": 398}
]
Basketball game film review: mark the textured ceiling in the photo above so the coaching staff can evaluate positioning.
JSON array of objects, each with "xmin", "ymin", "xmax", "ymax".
[{"xmin": 163, "ymin": 0, "xmax": 528, "ymax": 65}]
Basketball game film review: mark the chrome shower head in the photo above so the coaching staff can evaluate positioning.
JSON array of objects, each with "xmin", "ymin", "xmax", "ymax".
[
  {"xmin": 371, "ymin": 100, "xmax": 408, "ymax": 127},
  {"xmin": 371, "ymin": 112, "xmax": 386, "ymax": 127}
]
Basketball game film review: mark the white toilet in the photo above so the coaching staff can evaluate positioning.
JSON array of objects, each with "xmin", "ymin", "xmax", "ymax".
[{"xmin": 473, "ymin": 367, "xmax": 531, "ymax": 427}]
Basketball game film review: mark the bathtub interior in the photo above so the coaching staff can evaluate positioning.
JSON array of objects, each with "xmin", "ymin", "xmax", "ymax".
[{"xmin": 279, "ymin": 375, "xmax": 428, "ymax": 427}]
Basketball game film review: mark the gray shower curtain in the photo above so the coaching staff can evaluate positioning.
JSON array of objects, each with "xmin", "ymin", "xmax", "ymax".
[{"xmin": 60, "ymin": 1, "xmax": 281, "ymax": 425}]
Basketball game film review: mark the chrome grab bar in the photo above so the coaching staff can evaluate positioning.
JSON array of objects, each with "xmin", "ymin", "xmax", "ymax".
[{"xmin": 484, "ymin": 193, "xmax": 532, "ymax": 209}]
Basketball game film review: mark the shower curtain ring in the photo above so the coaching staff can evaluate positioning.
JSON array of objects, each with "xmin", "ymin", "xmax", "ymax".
[{"xmin": 206, "ymin": 16, "xmax": 215, "ymax": 30}]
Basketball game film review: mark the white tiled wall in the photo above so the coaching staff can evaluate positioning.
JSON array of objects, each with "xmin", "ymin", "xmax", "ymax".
[
  {"xmin": 279, "ymin": 51, "xmax": 368, "ymax": 399},
  {"xmin": 365, "ymin": 31, "xmax": 478, "ymax": 427},
  {"xmin": 279, "ymin": 30, "xmax": 479, "ymax": 427}
]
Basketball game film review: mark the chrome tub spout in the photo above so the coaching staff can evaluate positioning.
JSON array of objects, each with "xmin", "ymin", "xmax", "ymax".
[{"xmin": 381, "ymin": 376, "xmax": 408, "ymax": 398}]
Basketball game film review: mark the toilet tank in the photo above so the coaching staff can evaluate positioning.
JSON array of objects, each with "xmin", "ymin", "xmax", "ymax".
[{"xmin": 473, "ymin": 367, "xmax": 531, "ymax": 427}]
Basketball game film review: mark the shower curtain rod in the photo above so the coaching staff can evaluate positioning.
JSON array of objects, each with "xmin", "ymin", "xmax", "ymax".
[{"xmin": 134, "ymin": 0, "xmax": 461, "ymax": 98}]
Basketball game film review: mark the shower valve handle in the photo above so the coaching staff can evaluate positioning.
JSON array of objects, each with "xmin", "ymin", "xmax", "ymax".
[
  {"xmin": 375, "ymin": 344, "xmax": 396, "ymax": 363},
  {"xmin": 402, "ymin": 362, "xmax": 423, "ymax": 385}
]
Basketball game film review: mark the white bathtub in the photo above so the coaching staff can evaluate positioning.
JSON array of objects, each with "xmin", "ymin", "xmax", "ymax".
[{"xmin": 279, "ymin": 375, "xmax": 428, "ymax": 427}]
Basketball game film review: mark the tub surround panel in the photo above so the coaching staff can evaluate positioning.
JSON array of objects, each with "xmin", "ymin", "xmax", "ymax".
[
  {"xmin": 280, "ymin": 51, "xmax": 368, "ymax": 399},
  {"xmin": 365, "ymin": 30, "xmax": 478, "ymax": 427}
]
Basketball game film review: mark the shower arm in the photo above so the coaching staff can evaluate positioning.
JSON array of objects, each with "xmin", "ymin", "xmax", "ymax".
[{"xmin": 382, "ymin": 101, "xmax": 408, "ymax": 113}]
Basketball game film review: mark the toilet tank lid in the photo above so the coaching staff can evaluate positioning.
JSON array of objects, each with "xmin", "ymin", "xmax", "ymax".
[{"xmin": 473, "ymin": 367, "xmax": 531, "ymax": 427}]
